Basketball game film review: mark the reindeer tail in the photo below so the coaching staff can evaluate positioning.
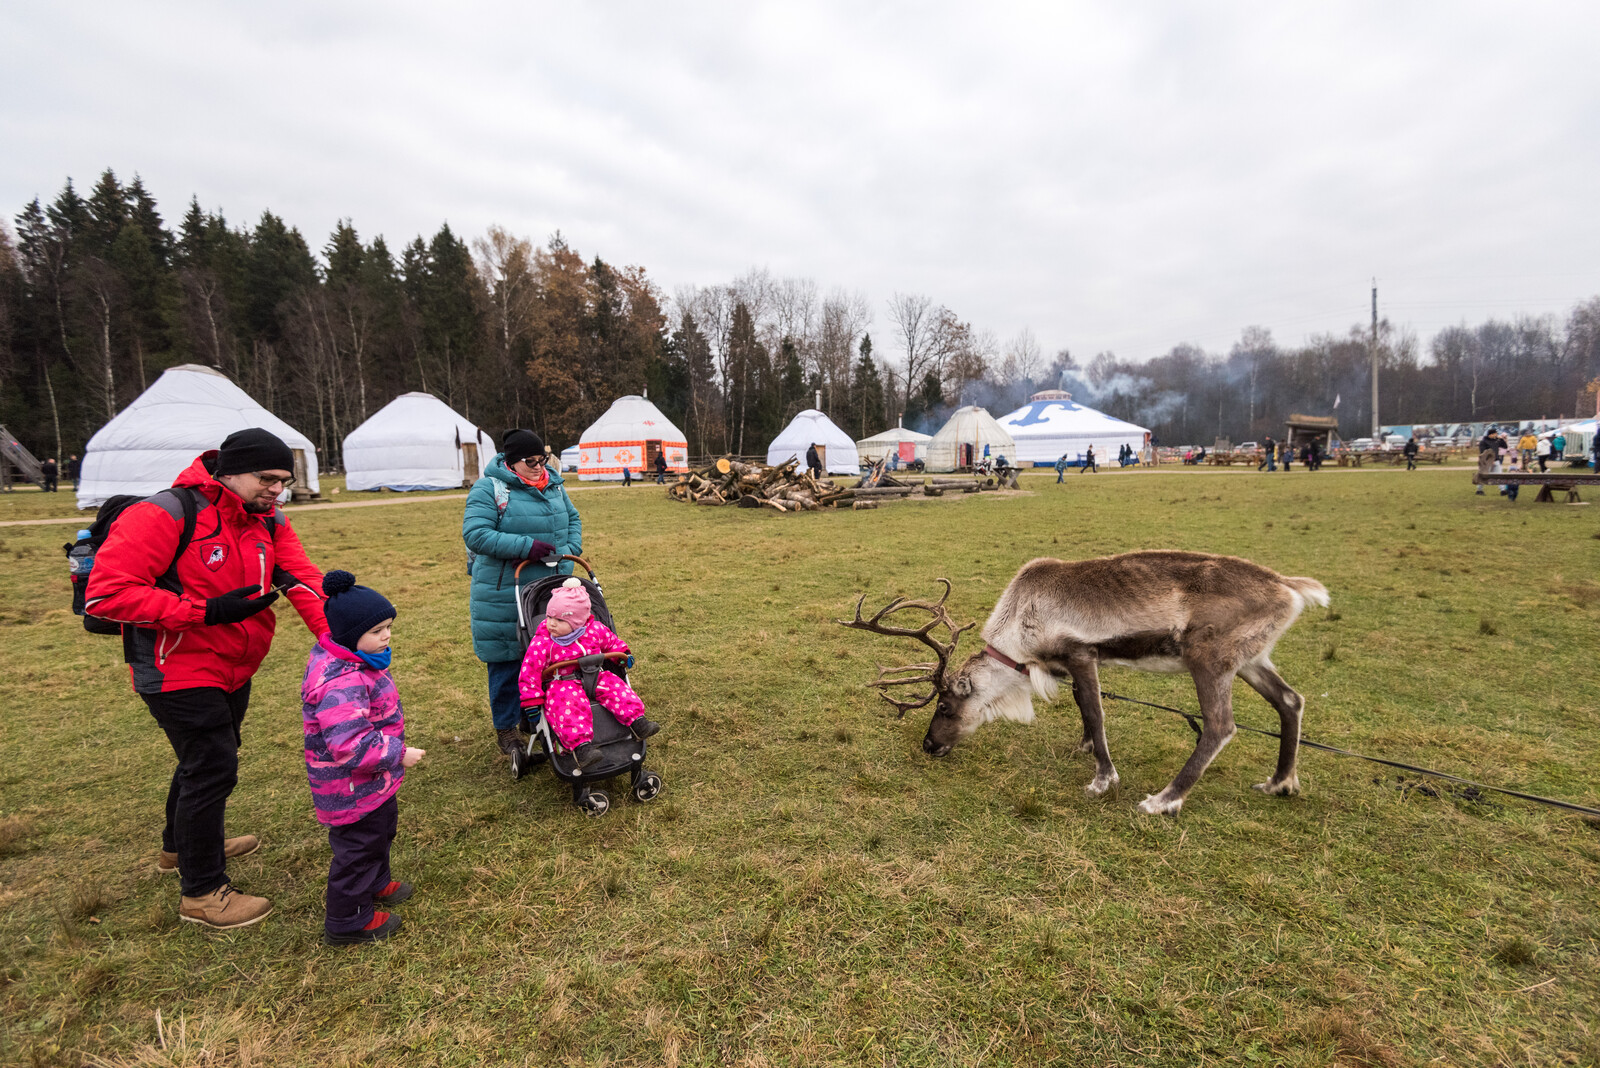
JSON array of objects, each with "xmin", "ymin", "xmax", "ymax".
[{"xmin": 1283, "ymin": 576, "xmax": 1330, "ymax": 611}]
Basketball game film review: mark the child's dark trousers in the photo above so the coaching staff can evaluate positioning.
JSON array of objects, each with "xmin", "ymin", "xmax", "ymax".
[{"xmin": 325, "ymin": 796, "xmax": 398, "ymax": 935}]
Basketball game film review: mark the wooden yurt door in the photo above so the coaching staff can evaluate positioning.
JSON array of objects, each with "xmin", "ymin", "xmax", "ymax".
[
  {"xmin": 959, "ymin": 443, "xmax": 973, "ymax": 469},
  {"xmin": 644, "ymin": 440, "xmax": 662, "ymax": 471},
  {"xmin": 290, "ymin": 449, "xmax": 311, "ymax": 500},
  {"xmin": 815, "ymin": 445, "xmax": 827, "ymax": 469},
  {"xmin": 460, "ymin": 443, "xmax": 479, "ymax": 486}
]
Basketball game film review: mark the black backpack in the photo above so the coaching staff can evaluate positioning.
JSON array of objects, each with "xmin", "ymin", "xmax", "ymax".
[{"xmin": 67, "ymin": 488, "xmax": 202, "ymax": 635}]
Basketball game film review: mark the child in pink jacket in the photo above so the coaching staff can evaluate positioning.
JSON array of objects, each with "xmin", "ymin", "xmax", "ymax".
[
  {"xmin": 302, "ymin": 571, "xmax": 424, "ymax": 946},
  {"xmin": 518, "ymin": 578, "xmax": 659, "ymax": 768}
]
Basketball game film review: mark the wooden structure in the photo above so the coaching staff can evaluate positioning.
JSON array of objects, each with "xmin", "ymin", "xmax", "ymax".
[
  {"xmin": 0, "ymin": 425, "xmax": 45, "ymax": 491},
  {"xmin": 1284, "ymin": 414, "xmax": 1340, "ymax": 455},
  {"xmin": 1489, "ymin": 472, "xmax": 1600, "ymax": 503}
]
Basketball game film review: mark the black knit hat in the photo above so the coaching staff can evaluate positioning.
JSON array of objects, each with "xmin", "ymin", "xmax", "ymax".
[
  {"xmin": 502, "ymin": 429, "xmax": 545, "ymax": 467},
  {"xmin": 322, "ymin": 570, "xmax": 397, "ymax": 653},
  {"xmin": 215, "ymin": 428, "xmax": 294, "ymax": 476}
]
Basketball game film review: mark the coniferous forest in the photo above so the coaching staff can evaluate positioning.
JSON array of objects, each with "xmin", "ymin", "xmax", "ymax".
[{"xmin": 1, "ymin": 169, "xmax": 1598, "ymax": 467}]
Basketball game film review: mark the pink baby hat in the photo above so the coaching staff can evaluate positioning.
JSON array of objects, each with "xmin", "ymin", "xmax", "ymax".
[{"xmin": 546, "ymin": 578, "xmax": 592, "ymax": 625}]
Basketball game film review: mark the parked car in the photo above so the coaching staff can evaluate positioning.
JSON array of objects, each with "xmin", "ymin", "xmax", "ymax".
[
  {"xmin": 1236, "ymin": 441, "xmax": 1260, "ymax": 452},
  {"xmin": 1345, "ymin": 437, "xmax": 1377, "ymax": 451}
]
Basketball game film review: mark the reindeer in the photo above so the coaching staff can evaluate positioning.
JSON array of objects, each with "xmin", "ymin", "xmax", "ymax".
[{"xmin": 839, "ymin": 551, "xmax": 1329, "ymax": 815}]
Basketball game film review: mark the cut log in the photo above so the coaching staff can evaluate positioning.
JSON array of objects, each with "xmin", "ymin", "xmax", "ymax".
[{"xmin": 852, "ymin": 500, "xmax": 879, "ymax": 510}]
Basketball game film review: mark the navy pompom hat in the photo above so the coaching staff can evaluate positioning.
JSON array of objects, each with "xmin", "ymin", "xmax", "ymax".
[{"xmin": 322, "ymin": 570, "xmax": 397, "ymax": 652}]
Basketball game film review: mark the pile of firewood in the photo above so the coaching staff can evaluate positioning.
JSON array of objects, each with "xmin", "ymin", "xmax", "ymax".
[{"xmin": 666, "ymin": 457, "xmax": 1018, "ymax": 512}]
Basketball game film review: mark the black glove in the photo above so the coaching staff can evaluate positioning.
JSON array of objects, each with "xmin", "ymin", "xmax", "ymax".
[
  {"xmin": 526, "ymin": 539, "xmax": 557, "ymax": 562},
  {"xmin": 204, "ymin": 584, "xmax": 280, "ymax": 626}
]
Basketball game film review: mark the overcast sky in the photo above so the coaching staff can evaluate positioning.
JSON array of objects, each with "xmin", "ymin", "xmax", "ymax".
[{"xmin": 4, "ymin": 1, "xmax": 1598, "ymax": 366}]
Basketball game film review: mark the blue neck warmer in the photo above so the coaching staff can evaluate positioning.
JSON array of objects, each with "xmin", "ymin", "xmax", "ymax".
[
  {"xmin": 551, "ymin": 622, "xmax": 588, "ymax": 646},
  {"xmin": 356, "ymin": 646, "xmax": 392, "ymax": 671}
]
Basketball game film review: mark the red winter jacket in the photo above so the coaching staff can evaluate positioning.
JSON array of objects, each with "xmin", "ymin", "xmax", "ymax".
[{"xmin": 85, "ymin": 453, "xmax": 329, "ymax": 694}]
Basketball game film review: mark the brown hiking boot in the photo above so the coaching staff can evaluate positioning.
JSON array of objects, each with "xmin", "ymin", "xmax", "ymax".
[
  {"xmin": 157, "ymin": 834, "xmax": 261, "ymax": 875},
  {"xmin": 495, "ymin": 727, "xmax": 526, "ymax": 755},
  {"xmin": 178, "ymin": 884, "xmax": 272, "ymax": 930}
]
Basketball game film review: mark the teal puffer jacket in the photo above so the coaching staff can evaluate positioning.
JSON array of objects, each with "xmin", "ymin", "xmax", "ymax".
[{"xmin": 463, "ymin": 456, "xmax": 582, "ymax": 663}]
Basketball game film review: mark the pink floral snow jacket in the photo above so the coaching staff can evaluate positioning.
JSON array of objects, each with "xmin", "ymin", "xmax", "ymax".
[
  {"xmin": 517, "ymin": 620, "xmax": 631, "ymax": 708},
  {"xmin": 302, "ymin": 634, "xmax": 406, "ymax": 826}
]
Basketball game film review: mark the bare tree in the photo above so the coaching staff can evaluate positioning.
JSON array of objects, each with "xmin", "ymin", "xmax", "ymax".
[{"xmin": 887, "ymin": 292, "xmax": 964, "ymax": 413}]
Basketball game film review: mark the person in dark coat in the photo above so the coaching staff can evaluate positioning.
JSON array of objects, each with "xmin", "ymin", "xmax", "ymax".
[
  {"xmin": 65, "ymin": 454, "xmax": 80, "ymax": 486},
  {"xmin": 1081, "ymin": 445, "xmax": 1097, "ymax": 473},
  {"xmin": 654, "ymin": 452, "xmax": 669, "ymax": 483},
  {"xmin": 1259, "ymin": 435, "xmax": 1275, "ymax": 472},
  {"xmin": 41, "ymin": 458, "xmax": 58, "ymax": 492},
  {"xmin": 1403, "ymin": 437, "xmax": 1419, "ymax": 470},
  {"xmin": 805, "ymin": 443, "xmax": 822, "ymax": 479}
]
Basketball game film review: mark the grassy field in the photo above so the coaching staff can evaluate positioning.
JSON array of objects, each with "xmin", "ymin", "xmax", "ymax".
[{"xmin": 2, "ymin": 465, "xmax": 1598, "ymax": 1067}]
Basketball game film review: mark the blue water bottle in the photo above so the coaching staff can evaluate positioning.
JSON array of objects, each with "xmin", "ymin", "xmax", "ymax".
[{"xmin": 67, "ymin": 529, "xmax": 94, "ymax": 615}]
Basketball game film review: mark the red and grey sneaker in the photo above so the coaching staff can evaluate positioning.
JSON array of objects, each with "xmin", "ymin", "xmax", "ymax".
[
  {"xmin": 324, "ymin": 910, "xmax": 402, "ymax": 946},
  {"xmin": 374, "ymin": 881, "xmax": 413, "ymax": 906}
]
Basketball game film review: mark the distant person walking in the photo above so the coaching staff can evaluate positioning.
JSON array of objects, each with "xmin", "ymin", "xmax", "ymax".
[
  {"xmin": 64, "ymin": 454, "xmax": 80, "ymax": 487},
  {"xmin": 654, "ymin": 453, "xmax": 668, "ymax": 483},
  {"xmin": 1552, "ymin": 431, "xmax": 1566, "ymax": 461},
  {"xmin": 1279, "ymin": 441, "xmax": 1292, "ymax": 472},
  {"xmin": 621, "ymin": 466, "xmax": 632, "ymax": 488},
  {"xmin": 1055, "ymin": 454, "xmax": 1068, "ymax": 483},
  {"xmin": 1535, "ymin": 434, "xmax": 1551, "ymax": 472},
  {"xmin": 1258, "ymin": 435, "xmax": 1276, "ymax": 472},
  {"xmin": 805, "ymin": 443, "xmax": 822, "ymax": 479},
  {"xmin": 1081, "ymin": 445, "xmax": 1097, "ymax": 473},
  {"xmin": 41, "ymin": 457, "xmax": 58, "ymax": 492},
  {"xmin": 1403, "ymin": 437, "xmax": 1419, "ymax": 471},
  {"xmin": 1517, "ymin": 431, "xmax": 1537, "ymax": 467}
]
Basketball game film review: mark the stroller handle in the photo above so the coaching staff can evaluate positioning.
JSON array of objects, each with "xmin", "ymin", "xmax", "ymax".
[
  {"xmin": 514, "ymin": 553, "xmax": 596, "ymax": 583},
  {"xmin": 540, "ymin": 651, "xmax": 627, "ymax": 683}
]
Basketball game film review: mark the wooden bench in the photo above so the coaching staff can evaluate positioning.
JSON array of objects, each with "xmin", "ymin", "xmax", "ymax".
[{"xmin": 1489, "ymin": 471, "xmax": 1600, "ymax": 503}]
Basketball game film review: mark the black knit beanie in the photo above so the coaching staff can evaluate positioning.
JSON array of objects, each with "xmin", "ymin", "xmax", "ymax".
[
  {"xmin": 502, "ymin": 429, "xmax": 545, "ymax": 467},
  {"xmin": 215, "ymin": 428, "xmax": 295, "ymax": 476},
  {"xmin": 321, "ymin": 570, "xmax": 397, "ymax": 652}
]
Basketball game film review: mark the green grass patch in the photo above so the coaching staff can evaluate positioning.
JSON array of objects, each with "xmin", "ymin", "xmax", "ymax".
[{"xmin": 1, "ymin": 466, "xmax": 1597, "ymax": 1066}]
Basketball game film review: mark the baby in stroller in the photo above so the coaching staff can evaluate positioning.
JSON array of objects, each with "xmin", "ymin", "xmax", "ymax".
[{"xmin": 518, "ymin": 578, "xmax": 660, "ymax": 768}]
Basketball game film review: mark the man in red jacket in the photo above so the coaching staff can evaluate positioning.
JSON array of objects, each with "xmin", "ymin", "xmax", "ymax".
[{"xmin": 86, "ymin": 428, "xmax": 328, "ymax": 929}]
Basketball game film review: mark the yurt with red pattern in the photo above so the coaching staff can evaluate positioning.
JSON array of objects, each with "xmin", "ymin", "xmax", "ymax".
[{"xmin": 577, "ymin": 395, "xmax": 690, "ymax": 481}]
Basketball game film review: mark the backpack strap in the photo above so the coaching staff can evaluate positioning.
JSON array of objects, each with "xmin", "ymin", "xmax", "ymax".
[{"xmin": 150, "ymin": 487, "xmax": 202, "ymax": 594}]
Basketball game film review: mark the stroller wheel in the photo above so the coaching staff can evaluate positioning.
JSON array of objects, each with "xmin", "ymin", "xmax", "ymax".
[
  {"xmin": 632, "ymin": 771, "xmax": 663, "ymax": 803},
  {"xmin": 510, "ymin": 745, "xmax": 525, "ymax": 780},
  {"xmin": 581, "ymin": 790, "xmax": 611, "ymax": 818}
]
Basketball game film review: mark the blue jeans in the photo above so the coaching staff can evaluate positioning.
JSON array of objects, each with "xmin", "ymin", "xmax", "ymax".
[{"xmin": 486, "ymin": 660, "xmax": 523, "ymax": 731}]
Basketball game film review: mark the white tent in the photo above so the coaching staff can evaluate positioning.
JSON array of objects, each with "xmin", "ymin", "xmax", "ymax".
[
  {"xmin": 78, "ymin": 364, "xmax": 319, "ymax": 509},
  {"xmin": 767, "ymin": 409, "xmax": 859, "ymax": 474},
  {"xmin": 856, "ymin": 424, "xmax": 932, "ymax": 465},
  {"xmin": 342, "ymin": 392, "xmax": 490, "ymax": 491},
  {"xmin": 577, "ymin": 395, "xmax": 689, "ymax": 481},
  {"xmin": 559, "ymin": 445, "xmax": 579, "ymax": 472},
  {"xmin": 925, "ymin": 407, "xmax": 1016, "ymax": 473},
  {"xmin": 996, "ymin": 390, "xmax": 1150, "ymax": 466}
]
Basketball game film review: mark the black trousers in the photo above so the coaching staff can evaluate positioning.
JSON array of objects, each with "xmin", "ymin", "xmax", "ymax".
[
  {"xmin": 326, "ymin": 795, "xmax": 398, "ymax": 934},
  {"xmin": 141, "ymin": 683, "xmax": 251, "ymax": 897}
]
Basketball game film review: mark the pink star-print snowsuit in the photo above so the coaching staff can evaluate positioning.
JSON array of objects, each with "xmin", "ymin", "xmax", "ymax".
[{"xmin": 517, "ymin": 619, "xmax": 646, "ymax": 748}]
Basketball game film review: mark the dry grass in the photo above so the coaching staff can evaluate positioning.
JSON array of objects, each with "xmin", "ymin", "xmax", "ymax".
[{"xmin": 0, "ymin": 466, "xmax": 1597, "ymax": 1067}]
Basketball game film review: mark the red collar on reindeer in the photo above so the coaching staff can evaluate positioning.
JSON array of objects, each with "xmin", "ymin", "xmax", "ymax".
[{"xmin": 984, "ymin": 645, "xmax": 1028, "ymax": 673}]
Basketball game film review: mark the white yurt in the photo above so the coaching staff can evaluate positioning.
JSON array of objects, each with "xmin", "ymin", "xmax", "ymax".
[
  {"xmin": 559, "ymin": 445, "xmax": 579, "ymax": 472},
  {"xmin": 577, "ymin": 395, "xmax": 689, "ymax": 481},
  {"xmin": 925, "ymin": 406, "xmax": 1017, "ymax": 473},
  {"xmin": 995, "ymin": 390, "xmax": 1150, "ymax": 466},
  {"xmin": 77, "ymin": 364, "xmax": 319, "ymax": 509},
  {"xmin": 767, "ymin": 409, "xmax": 859, "ymax": 474},
  {"xmin": 856, "ymin": 423, "xmax": 932, "ymax": 465},
  {"xmin": 342, "ymin": 392, "xmax": 490, "ymax": 491}
]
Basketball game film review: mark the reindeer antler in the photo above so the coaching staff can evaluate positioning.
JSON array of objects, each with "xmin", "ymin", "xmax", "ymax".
[{"xmin": 836, "ymin": 579, "xmax": 976, "ymax": 717}]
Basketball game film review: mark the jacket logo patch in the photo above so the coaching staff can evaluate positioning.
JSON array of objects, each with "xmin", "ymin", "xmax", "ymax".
[{"xmin": 202, "ymin": 544, "xmax": 228, "ymax": 571}]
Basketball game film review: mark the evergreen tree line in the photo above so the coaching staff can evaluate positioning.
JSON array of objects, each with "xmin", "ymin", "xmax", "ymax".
[{"xmin": 2, "ymin": 169, "xmax": 1597, "ymax": 470}]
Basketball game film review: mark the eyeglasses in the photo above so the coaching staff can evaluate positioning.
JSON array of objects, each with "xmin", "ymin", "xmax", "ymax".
[{"xmin": 252, "ymin": 472, "xmax": 296, "ymax": 489}]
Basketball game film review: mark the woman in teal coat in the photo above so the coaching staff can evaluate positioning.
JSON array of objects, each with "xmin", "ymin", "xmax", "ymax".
[{"xmin": 463, "ymin": 430, "xmax": 582, "ymax": 754}]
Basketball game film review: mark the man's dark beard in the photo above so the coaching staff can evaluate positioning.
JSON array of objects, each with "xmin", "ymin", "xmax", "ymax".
[{"xmin": 242, "ymin": 499, "xmax": 274, "ymax": 514}]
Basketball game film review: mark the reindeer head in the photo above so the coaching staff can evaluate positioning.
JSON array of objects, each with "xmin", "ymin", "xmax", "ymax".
[{"xmin": 838, "ymin": 581, "xmax": 1035, "ymax": 757}]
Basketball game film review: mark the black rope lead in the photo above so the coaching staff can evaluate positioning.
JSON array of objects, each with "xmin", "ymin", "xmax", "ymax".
[{"xmin": 1099, "ymin": 691, "xmax": 1600, "ymax": 820}]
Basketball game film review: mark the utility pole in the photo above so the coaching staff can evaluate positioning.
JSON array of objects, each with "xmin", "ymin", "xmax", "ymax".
[{"xmin": 1370, "ymin": 279, "xmax": 1380, "ymax": 438}]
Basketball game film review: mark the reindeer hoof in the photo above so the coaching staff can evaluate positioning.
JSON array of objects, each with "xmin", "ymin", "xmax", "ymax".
[
  {"xmin": 1084, "ymin": 772, "xmax": 1119, "ymax": 798},
  {"xmin": 1252, "ymin": 775, "xmax": 1300, "ymax": 797},
  {"xmin": 1137, "ymin": 793, "xmax": 1183, "ymax": 817}
]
